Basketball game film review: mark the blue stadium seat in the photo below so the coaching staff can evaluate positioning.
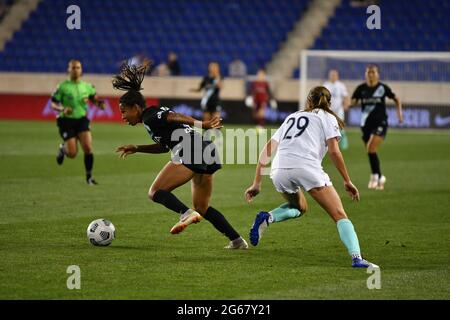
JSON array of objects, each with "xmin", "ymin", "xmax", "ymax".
[
  {"xmin": 0, "ymin": 0, "xmax": 310, "ymax": 75},
  {"xmin": 293, "ymin": 0, "xmax": 450, "ymax": 80}
]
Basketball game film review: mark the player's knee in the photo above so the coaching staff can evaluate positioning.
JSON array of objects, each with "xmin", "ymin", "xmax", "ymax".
[
  {"xmin": 149, "ymin": 188, "xmax": 173, "ymax": 203},
  {"xmin": 367, "ymin": 145, "xmax": 377, "ymax": 153},
  {"xmin": 66, "ymin": 150, "xmax": 77, "ymax": 158}
]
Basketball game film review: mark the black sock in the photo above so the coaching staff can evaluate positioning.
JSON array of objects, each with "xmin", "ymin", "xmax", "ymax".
[
  {"xmin": 152, "ymin": 189, "xmax": 189, "ymax": 215},
  {"xmin": 84, "ymin": 153, "xmax": 94, "ymax": 179},
  {"xmin": 203, "ymin": 206, "xmax": 240, "ymax": 241},
  {"xmin": 368, "ymin": 152, "xmax": 381, "ymax": 176}
]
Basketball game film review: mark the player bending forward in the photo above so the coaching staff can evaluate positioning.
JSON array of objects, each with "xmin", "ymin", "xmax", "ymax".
[
  {"xmin": 113, "ymin": 62, "xmax": 247, "ymax": 249},
  {"xmin": 245, "ymin": 86, "xmax": 378, "ymax": 268}
]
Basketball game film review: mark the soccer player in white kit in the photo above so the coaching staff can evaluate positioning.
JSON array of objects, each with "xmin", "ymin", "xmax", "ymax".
[
  {"xmin": 245, "ymin": 86, "xmax": 378, "ymax": 268},
  {"xmin": 323, "ymin": 69, "xmax": 350, "ymax": 150}
]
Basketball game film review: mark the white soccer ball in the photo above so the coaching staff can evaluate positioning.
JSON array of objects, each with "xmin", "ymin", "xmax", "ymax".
[
  {"xmin": 87, "ymin": 219, "xmax": 115, "ymax": 246},
  {"xmin": 269, "ymin": 99, "xmax": 278, "ymax": 110},
  {"xmin": 245, "ymin": 95, "xmax": 254, "ymax": 108}
]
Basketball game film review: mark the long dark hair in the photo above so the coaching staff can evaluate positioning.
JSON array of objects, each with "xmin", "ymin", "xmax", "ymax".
[
  {"xmin": 304, "ymin": 86, "xmax": 345, "ymax": 129},
  {"xmin": 112, "ymin": 61, "xmax": 151, "ymax": 109}
]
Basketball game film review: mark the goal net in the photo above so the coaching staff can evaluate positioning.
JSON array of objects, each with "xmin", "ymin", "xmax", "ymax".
[{"xmin": 299, "ymin": 50, "xmax": 450, "ymax": 129}]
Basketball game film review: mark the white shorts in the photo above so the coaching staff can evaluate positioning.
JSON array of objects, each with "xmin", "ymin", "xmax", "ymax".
[{"xmin": 270, "ymin": 166, "xmax": 333, "ymax": 193}]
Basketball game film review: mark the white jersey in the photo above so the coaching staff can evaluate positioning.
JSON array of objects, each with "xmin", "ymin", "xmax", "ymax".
[
  {"xmin": 271, "ymin": 109, "xmax": 341, "ymax": 170},
  {"xmin": 323, "ymin": 80, "xmax": 348, "ymax": 120}
]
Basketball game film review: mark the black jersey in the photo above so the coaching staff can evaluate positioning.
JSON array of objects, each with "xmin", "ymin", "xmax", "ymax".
[
  {"xmin": 200, "ymin": 76, "xmax": 221, "ymax": 108},
  {"xmin": 141, "ymin": 106, "xmax": 195, "ymax": 150},
  {"xmin": 351, "ymin": 82, "xmax": 396, "ymax": 127},
  {"xmin": 141, "ymin": 106, "xmax": 222, "ymax": 174}
]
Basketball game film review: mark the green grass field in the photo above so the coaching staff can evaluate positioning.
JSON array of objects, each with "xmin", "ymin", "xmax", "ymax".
[{"xmin": 0, "ymin": 120, "xmax": 449, "ymax": 299}]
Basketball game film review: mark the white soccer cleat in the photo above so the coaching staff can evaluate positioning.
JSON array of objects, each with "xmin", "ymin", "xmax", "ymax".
[
  {"xmin": 224, "ymin": 237, "xmax": 248, "ymax": 250},
  {"xmin": 170, "ymin": 210, "xmax": 202, "ymax": 234},
  {"xmin": 56, "ymin": 143, "xmax": 65, "ymax": 165},
  {"xmin": 368, "ymin": 174, "xmax": 379, "ymax": 189},
  {"xmin": 376, "ymin": 175, "xmax": 387, "ymax": 190},
  {"xmin": 352, "ymin": 257, "xmax": 380, "ymax": 269}
]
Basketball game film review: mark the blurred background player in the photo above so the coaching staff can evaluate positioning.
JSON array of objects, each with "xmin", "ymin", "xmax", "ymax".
[
  {"xmin": 350, "ymin": 64, "xmax": 403, "ymax": 190},
  {"xmin": 191, "ymin": 61, "xmax": 223, "ymax": 147},
  {"xmin": 51, "ymin": 59, "xmax": 105, "ymax": 185},
  {"xmin": 167, "ymin": 52, "xmax": 181, "ymax": 76},
  {"xmin": 228, "ymin": 57, "xmax": 247, "ymax": 78},
  {"xmin": 323, "ymin": 69, "xmax": 350, "ymax": 150},
  {"xmin": 191, "ymin": 62, "xmax": 223, "ymax": 122},
  {"xmin": 245, "ymin": 86, "xmax": 378, "ymax": 268},
  {"xmin": 113, "ymin": 62, "xmax": 248, "ymax": 249},
  {"xmin": 248, "ymin": 68, "xmax": 275, "ymax": 131}
]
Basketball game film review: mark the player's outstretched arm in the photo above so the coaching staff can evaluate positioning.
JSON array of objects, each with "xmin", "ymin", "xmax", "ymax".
[
  {"xmin": 393, "ymin": 95, "xmax": 403, "ymax": 124},
  {"xmin": 189, "ymin": 81, "xmax": 203, "ymax": 93},
  {"xmin": 89, "ymin": 95, "xmax": 105, "ymax": 110},
  {"xmin": 215, "ymin": 78, "xmax": 223, "ymax": 90},
  {"xmin": 166, "ymin": 112, "xmax": 223, "ymax": 129},
  {"xmin": 349, "ymin": 98, "xmax": 359, "ymax": 108},
  {"xmin": 116, "ymin": 144, "xmax": 169, "ymax": 159},
  {"xmin": 245, "ymin": 139, "xmax": 278, "ymax": 203},
  {"xmin": 326, "ymin": 138, "xmax": 360, "ymax": 201},
  {"xmin": 343, "ymin": 96, "xmax": 351, "ymax": 111}
]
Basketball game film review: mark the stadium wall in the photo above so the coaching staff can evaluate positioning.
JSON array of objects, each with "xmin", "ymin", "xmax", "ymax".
[{"xmin": 0, "ymin": 73, "xmax": 449, "ymax": 128}]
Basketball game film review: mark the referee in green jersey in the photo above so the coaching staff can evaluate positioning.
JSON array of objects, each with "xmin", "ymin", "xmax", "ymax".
[{"xmin": 51, "ymin": 59, "xmax": 105, "ymax": 185}]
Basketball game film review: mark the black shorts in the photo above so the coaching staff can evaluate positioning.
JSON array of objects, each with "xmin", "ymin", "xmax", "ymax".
[
  {"xmin": 361, "ymin": 120, "xmax": 388, "ymax": 144},
  {"xmin": 57, "ymin": 116, "xmax": 90, "ymax": 141},
  {"xmin": 172, "ymin": 140, "xmax": 222, "ymax": 175},
  {"xmin": 183, "ymin": 161, "xmax": 222, "ymax": 175}
]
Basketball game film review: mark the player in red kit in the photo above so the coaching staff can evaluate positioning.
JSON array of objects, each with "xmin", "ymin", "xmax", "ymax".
[{"xmin": 249, "ymin": 69, "xmax": 275, "ymax": 130}]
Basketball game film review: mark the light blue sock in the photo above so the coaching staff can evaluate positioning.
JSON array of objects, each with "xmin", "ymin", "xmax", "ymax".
[
  {"xmin": 339, "ymin": 129, "xmax": 349, "ymax": 150},
  {"xmin": 336, "ymin": 219, "xmax": 361, "ymax": 257},
  {"xmin": 270, "ymin": 203, "xmax": 301, "ymax": 223}
]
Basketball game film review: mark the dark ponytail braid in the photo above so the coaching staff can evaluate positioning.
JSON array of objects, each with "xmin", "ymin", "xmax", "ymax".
[{"xmin": 112, "ymin": 61, "xmax": 151, "ymax": 109}]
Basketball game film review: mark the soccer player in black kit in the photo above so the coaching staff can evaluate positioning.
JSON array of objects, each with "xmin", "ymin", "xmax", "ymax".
[
  {"xmin": 191, "ymin": 62, "xmax": 223, "ymax": 121},
  {"xmin": 351, "ymin": 64, "xmax": 403, "ymax": 190},
  {"xmin": 191, "ymin": 61, "xmax": 223, "ymax": 148},
  {"xmin": 112, "ymin": 62, "xmax": 248, "ymax": 249}
]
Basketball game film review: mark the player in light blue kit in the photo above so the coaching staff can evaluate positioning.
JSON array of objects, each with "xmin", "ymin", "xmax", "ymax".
[{"xmin": 245, "ymin": 86, "xmax": 378, "ymax": 268}]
